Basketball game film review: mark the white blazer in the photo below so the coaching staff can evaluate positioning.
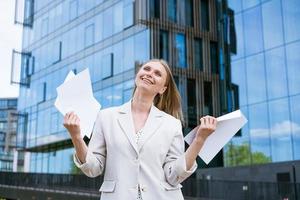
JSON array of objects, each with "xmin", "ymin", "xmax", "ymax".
[{"xmin": 74, "ymin": 100, "xmax": 197, "ymax": 200}]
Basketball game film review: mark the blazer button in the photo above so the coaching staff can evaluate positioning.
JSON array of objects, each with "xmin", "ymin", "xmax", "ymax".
[{"xmin": 141, "ymin": 187, "xmax": 146, "ymax": 192}]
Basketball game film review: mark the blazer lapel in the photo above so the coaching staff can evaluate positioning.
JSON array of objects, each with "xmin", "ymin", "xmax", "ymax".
[
  {"xmin": 138, "ymin": 105, "xmax": 165, "ymax": 151},
  {"xmin": 117, "ymin": 101, "xmax": 139, "ymax": 155}
]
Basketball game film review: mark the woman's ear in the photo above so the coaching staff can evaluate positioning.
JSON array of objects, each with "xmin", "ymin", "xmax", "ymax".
[{"xmin": 159, "ymin": 86, "xmax": 167, "ymax": 95}]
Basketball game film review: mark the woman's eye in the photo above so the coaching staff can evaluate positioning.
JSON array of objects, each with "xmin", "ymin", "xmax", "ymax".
[{"xmin": 155, "ymin": 72, "xmax": 161, "ymax": 77}]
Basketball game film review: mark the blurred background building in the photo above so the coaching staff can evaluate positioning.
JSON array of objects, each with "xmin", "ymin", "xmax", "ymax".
[{"xmin": 0, "ymin": 98, "xmax": 18, "ymax": 171}]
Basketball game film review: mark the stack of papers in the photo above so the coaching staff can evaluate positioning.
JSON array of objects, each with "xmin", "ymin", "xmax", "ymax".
[
  {"xmin": 184, "ymin": 110, "xmax": 247, "ymax": 164},
  {"xmin": 54, "ymin": 68, "xmax": 101, "ymax": 138}
]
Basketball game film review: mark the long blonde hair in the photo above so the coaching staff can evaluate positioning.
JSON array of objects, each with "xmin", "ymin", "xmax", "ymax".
[{"xmin": 133, "ymin": 59, "xmax": 184, "ymax": 122}]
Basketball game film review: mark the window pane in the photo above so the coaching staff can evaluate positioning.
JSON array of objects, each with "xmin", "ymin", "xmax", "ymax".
[
  {"xmin": 101, "ymin": 53, "xmax": 113, "ymax": 79},
  {"xmin": 231, "ymin": 60, "xmax": 247, "ymax": 106},
  {"xmin": 246, "ymin": 53, "xmax": 266, "ymax": 104},
  {"xmin": 69, "ymin": 0, "xmax": 78, "ymax": 21},
  {"xmin": 113, "ymin": 2, "xmax": 123, "ymax": 34},
  {"xmin": 194, "ymin": 38, "xmax": 203, "ymax": 70},
  {"xmin": 203, "ymin": 81, "xmax": 213, "ymax": 115},
  {"xmin": 123, "ymin": 37, "xmax": 134, "ymax": 71},
  {"xmin": 210, "ymin": 42, "xmax": 218, "ymax": 73},
  {"xmin": 269, "ymin": 99, "xmax": 293, "ymax": 162},
  {"xmin": 159, "ymin": 30, "xmax": 169, "ymax": 62},
  {"xmin": 185, "ymin": 0, "xmax": 193, "ymax": 26},
  {"xmin": 103, "ymin": 7, "xmax": 113, "ymax": 39},
  {"xmin": 95, "ymin": 13, "xmax": 103, "ymax": 43},
  {"xmin": 282, "ymin": 0, "xmax": 300, "ymax": 43},
  {"xmin": 167, "ymin": 0, "xmax": 176, "ymax": 22},
  {"xmin": 262, "ymin": 0, "xmax": 284, "ymax": 50},
  {"xmin": 265, "ymin": 47, "xmax": 288, "ymax": 99},
  {"xmin": 187, "ymin": 79, "xmax": 197, "ymax": 128},
  {"xmin": 113, "ymin": 41, "xmax": 123, "ymax": 75},
  {"xmin": 123, "ymin": 3, "xmax": 134, "ymax": 29},
  {"xmin": 248, "ymin": 103, "xmax": 271, "ymax": 164},
  {"xmin": 286, "ymin": 41, "xmax": 300, "ymax": 95},
  {"xmin": 175, "ymin": 33, "xmax": 187, "ymax": 68},
  {"xmin": 242, "ymin": 0, "xmax": 260, "ymax": 10},
  {"xmin": 135, "ymin": 30, "xmax": 150, "ymax": 65},
  {"xmin": 290, "ymin": 95, "xmax": 300, "ymax": 160},
  {"xmin": 201, "ymin": 0, "xmax": 209, "ymax": 31},
  {"xmin": 243, "ymin": 6, "xmax": 263, "ymax": 56},
  {"xmin": 84, "ymin": 24, "xmax": 94, "ymax": 47},
  {"xmin": 150, "ymin": 0, "xmax": 160, "ymax": 18}
]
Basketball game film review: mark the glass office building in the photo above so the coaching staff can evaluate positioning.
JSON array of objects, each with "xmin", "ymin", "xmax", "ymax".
[
  {"xmin": 13, "ymin": 0, "xmax": 235, "ymax": 173},
  {"xmin": 0, "ymin": 98, "xmax": 18, "ymax": 171},
  {"xmin": 225, "ymin": 0, "xmax": 300, "ymax": 166}
]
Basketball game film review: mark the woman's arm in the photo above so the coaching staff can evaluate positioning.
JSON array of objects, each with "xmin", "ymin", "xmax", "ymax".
[{"xmin": 185, "ymin": 116, "xmax": 217, "ymax": 170}]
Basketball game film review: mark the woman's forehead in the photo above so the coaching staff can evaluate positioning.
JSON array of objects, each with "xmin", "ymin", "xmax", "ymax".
[{"xmin": 142, "ymin": 61, "xmax": 167, "ymax": 74}]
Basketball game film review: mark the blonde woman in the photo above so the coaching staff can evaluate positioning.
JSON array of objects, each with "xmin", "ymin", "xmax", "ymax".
[{"xmin": 64, "ymin": 59, "xmax": 217, "ymax": 200}]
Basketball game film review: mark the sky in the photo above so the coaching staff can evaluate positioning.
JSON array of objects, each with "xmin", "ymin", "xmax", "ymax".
[{"xmin": 0, "ymin": 0, "xmax": 22, "ymax": 98}]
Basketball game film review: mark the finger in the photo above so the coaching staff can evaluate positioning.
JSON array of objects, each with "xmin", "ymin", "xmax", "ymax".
[
  {"xmin": 200, "ymin": 118, "xmax": 204, "ymax": 126},
  {"xmin": 75, "ymin": 118, "xmax": 80, "ymax": 126},
  {"xmin": 70, "ymin": 114, "xmax": 78, "ymax": 124}
]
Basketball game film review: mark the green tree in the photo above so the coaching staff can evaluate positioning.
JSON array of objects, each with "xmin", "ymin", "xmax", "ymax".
[{"xmin": 225, "ymin": 142, "xmax": 271, "ymax": 167}]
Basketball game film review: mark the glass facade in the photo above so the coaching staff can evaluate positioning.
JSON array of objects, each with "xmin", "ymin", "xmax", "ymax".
[
  {"xmin": 15, "ymin": 0, "xmax": 235, "ymax": 173},
  {"xmin": 226, "ymin": 0, "xmax": 300, "ymax": 166},
  {"xmin": 17, "ymin": 0, "xmax": 149, "ymax": 174}
]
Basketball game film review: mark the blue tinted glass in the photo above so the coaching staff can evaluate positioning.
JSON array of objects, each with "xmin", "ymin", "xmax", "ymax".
[
  {"xmin": 262, "ymin": 0, "xmax": 284, "ymax": 50},
  {"xmin": 113, "ymin": 83, "xmax": 123, "ymax": 106},
  {"xmin": 159, "ymin": 30, "xmax": 169, "ymax": 62},
  {"xmin": 248, "ymin": 103, "xmax": 271, "ymax": 163},
  {"xmin": 102, "ymin": 53, "xmax": 113, "ymax": 79},
  {"xmin": 290, "ymin": 95, "xmax": 300, "ymax": 160},
  {"xmin": 269, "ymin": 99, "xmax": 293, "ymax": 162},
  {"xmin": 194, "ymin": 38, "xmax": 203, "ymax": 70},
  {"xmin": 113, "ymin": 41, "xmax": 123, "ymax": 75},
  {"xmin": 286, "ymin": 41, "xmax": 300, "ymax": 95},
  {"xmin": 231, "ymin": 13, "xmax": 244, "ymax": 60},
  {"xmin": 94, "ymin": 51, "xmax": 102, "ymax": 82},
  {"xmin": 123, "ymin": 3, "xmax": 134, "ymax": 29},
  {"xmin": 69, "ymin": 0, "xmax": 78, "ymax": 21},
  {"xmin": 246, "ymin": 53, "xmax": 266, "ymax": 104},
  {"xmin": 168, "ymin": 0, "xmax": 177, "ymax": 22},
  {"xmin": 113, "ymin": 2, "xmax": 123, "ymax": 34},
  {"xmin": 95, "ymin": 13, "xmax": 103, "ymax": 43},
  {"xmin": 101, "ymin": 87, "xmax": 113, "ymax": 108},
  {"xmin": 201, "ymin": 0, "xmax": 209, "ymax": 31},
  {"xmin": 103, "ymin": 7, "xmax": 113, "ymax": 39},
  {"xmin": 175, "ymin": 33, "xmax": 187, "ymax": 68},
  {"xmin": 134, "ymin": 30, "xmax": 150, "ymax": 64},
  {"xmin": 84, "ymin": 24, "xmax": 94, "ymax": 47},
  {"xmin": 242, "ymin": 0, "xmax": 260, "ymax": 10},
  {"xmin": 231, "ymin": 60, "xmax": 247, "ymax": 106},
  {"xmin": 228, "ymin": 0, "xmax": 242, "ymax": 13},
  {"xmin": 282, "ymin": 0, "xmax": 300, "ymax": 43},
  {"xmin": 265, "ymin": 47, "xmax": 288, "ymax": 100},
  {"xmin": 124, "ymin": 37, "xmax": 134, "ymax": 71},
  {"xmin": 243, "ymin": 6, "xmax": 264, "ymax": 56}
]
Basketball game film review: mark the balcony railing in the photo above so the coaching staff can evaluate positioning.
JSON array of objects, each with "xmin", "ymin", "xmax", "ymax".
[{"xmin": 0, "ymin": 172, "xmax": 299, "ymax": 200}]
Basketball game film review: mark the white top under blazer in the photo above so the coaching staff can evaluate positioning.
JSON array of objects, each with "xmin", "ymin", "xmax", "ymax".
[{"xmin": 74, "ymin": 100, "xmax": 198, "ymax": 200}]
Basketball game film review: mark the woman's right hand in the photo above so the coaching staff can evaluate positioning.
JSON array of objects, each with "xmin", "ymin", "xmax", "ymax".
[{"xmin": 63, "ymin": 111, "xmax": 81, "ymax": 139}]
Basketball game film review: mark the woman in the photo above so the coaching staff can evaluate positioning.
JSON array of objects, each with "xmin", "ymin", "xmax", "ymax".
[{"xmin": 63, "ymin": 59, "xmax": 217, "ymax": 200}]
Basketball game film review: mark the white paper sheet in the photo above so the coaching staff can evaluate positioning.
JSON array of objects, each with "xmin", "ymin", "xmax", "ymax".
[
  {"xmin": 54, "ymin": 68, "xmax": 101, "ymax": 138},
  {"xmin": 184, "ymin": 110, "xmax": 247, "ymax": 164}
]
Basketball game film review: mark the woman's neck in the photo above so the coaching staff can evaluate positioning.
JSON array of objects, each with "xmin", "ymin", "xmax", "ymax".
[{"xmin": 131, "ymin": 89, "xmax": 154, "ymax": 114}]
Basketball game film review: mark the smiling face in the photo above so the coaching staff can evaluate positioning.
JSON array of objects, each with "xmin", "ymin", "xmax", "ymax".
[{"xmin": 135, "ymin": 61, "xmax": 168, "ymax": 96}]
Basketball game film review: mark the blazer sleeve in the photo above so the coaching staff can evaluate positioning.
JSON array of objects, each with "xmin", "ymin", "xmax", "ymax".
[
  {"xmin": 163, "ymin": 119, "xmax": 197, "ymax": 186},
  {"xmin": 73, "ymin": 111, "xmax": 106, "ymax": 177}
]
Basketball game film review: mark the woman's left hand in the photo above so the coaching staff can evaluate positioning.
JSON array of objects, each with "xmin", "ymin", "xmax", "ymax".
[{"xmin": 195, "ymin": 116, "xmax": 217, "ymax": 143}]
